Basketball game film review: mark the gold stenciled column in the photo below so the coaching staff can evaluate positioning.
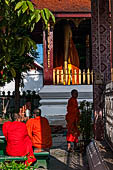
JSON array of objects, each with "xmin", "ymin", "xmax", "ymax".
[{"xmin": 43, "ymin": 22, "xmax": 53, "ymax": 85}]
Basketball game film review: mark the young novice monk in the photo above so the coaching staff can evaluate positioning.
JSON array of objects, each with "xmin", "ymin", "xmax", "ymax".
[{"xmin": 65, "ymin": 89, "xmax": 80, "ymax": 151}]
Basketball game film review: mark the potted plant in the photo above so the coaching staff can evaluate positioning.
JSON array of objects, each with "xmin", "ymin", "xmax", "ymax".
[
  {"xmin": 79, "ymin": 100, "xmax": 93, "ymax": 148},
  {"xmin": 0, "ymin": 161, "xmax": 34, "ymax": 170}
]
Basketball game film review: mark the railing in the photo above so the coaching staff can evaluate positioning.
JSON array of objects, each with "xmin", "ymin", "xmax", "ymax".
[
  {"xmin": 53, "ymin": 68, "xmax": 93, "ymax": 85},
  {"xmin": 0, "ymin": 90, "xmax": 40, "ymax": 117}
]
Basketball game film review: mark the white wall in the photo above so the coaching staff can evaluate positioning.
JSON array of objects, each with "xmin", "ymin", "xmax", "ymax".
[
  {"xmin": 21, "ymin": 70, "xmax": 43, "ymax": 92},
  {"xmin": 0, "ymin": 70, "xmax": 43, "ymax": 94}
]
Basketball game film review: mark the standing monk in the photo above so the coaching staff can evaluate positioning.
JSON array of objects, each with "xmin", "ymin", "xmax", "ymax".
[
  {"xmin": 65, "ymin": 89, "xmax": 80, "ymax": 151},
  {"xmin": 2, "ymin": 113, "xmax": 36, "ymax": 166},
  {"xmin": 26, "ymin": 108, "xmax": 52, "ymax": 151}
]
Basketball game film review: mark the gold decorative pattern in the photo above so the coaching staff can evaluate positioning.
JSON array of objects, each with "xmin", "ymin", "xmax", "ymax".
[{"xmin": 47, "ymin": 23, "xmax": 50, "ymax": 68}]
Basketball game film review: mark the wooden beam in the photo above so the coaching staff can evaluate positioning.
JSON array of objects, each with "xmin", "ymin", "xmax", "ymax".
[{"xmin": 54, "ymin": 13, "xmax": 91, "ymax": 18}]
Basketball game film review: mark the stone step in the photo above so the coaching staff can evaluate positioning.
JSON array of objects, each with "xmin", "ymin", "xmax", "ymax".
[{"xmin": 86, "ymin": 140, "xmax": 108, "ymax": 170}]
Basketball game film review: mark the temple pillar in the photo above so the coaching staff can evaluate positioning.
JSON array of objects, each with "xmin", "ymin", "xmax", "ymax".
[
  {"xmin": 43, "ymin": 23, "xmax": 53, "ymax": 85},
  {"xmin": 86, "ymin": 34, "xmax": 90, "ymax": 69},
  {"xmin": 111, "ymin": 0, "xmax": 113, "ymax": 79},
  {"xmin": 91, "ymin": 0, "xmax": 111, "ymax": 140}
]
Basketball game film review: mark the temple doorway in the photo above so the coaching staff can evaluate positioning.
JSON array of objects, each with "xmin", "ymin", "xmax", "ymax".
[{"xmin": 53, "ymin": 18, "xmax": 92, "ymax": 85}]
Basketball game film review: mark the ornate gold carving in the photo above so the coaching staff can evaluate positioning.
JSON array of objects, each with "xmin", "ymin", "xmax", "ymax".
[{"xmin": 47, "ymin": 23, "xmax": 50, "ymax": 68}]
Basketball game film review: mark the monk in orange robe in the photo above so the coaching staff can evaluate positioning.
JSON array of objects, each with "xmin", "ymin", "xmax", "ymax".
[
  {"xmin": 26, "ymin": 108, "xmax": 52, "ymax": 151},
  {"xmin": 65, "ymin": 89, "xmax": 80, "ymax": 151},
  {"xmin": 2, "ymin": 113, "xmax": 36, "ymax": 166}
]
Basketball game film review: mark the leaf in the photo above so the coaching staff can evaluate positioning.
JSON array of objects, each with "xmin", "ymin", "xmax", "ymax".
[
  {"xmin": 26, "ymin": 40, "xmax": 31, "ymax": 50},
  {"xmin": 15, "ymin": 36, "xmax": 23, "ymax": 41},
  {"xmin": 0, "ymin": 56, "xmax": 5, "ymax": 62},
  {"xmin": 27, "ymin": 1, "xmax": 34, "ymax": 12},
  {"xmin": 44, "ymin": 8, "xmax": 50, "ymax": 21},
  {"xmin": 35, "ymin": 10, "xmax": 41, "ymax": 23},
  {"xmin": 30, "ymin": 23, "xmax": 35, "ymax": 32},
  {"xmin": 5, "ymin": 0, "xmax": 9, "ymax": 5},
  {"xmin": 31, "ymin": 40, "xmax": 37, "ymax": 50},
  {"xmin": 15, "ymin": 1, "xmax": 24, "ymax": 11},
  {"xmin": 5, "ymin": 54, "xmax": 10, "ymax": 62},
  {"xmin": 26, "ymin": 37, "xmax": 37, "ymax": 50},
  {"xmin": 10, "ymin": 67, "xmax": 16, "ymax": 77},
  {"xmin": 19, "ymin": 43, "xmax": 25, "ymax": 56},
  {"xmin": 30, "ymin": 13, "xmax": 36, "ymax": 22},
  {"xmin": 22, "ymin": 2, "xmax": 28, "ymax": 13},
  {"xmin": 17, "ymin": 9, "xmax": 22, "ymax": 17},
  {"xmin": 2, "ymin": 45, "xmax": 7, "ymax": 53},
  {"xmin": 49, "ymin": 11, "xmax": 55, "ymax": 23},
  {"xmin": 11, "ymin": 0, "xmax": 15, "ymax": 2},
  {"xmin": 41, "ymin": 9, "xmax": 47, "ymax": 24}
]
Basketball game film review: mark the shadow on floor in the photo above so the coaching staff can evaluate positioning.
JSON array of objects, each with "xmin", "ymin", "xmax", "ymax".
[
  {"xmin": 50, "ymin": 155, "xmax": 83, "ymax": 170},
  {"xmin": 50, "ymin": 133, "xmax": 89, "ymax": 170}
]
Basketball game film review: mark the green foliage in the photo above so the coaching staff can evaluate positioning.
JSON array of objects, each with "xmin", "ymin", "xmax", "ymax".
[
  {"xmin": 0, "ymin": 161, "xmax": 34, "ymax": 170},
  {"xmin": 79, "ymin": 100, "xmax": 93, "ymax": 142},
  {"xmin": 0, "ymin": 0, "xmax": 55, "ymax": 84}
]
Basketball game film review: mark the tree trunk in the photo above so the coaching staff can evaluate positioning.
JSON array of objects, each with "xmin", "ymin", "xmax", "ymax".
[{"xmin": 14, "ymin": 74, "xmax": 21, "ymax": 113}]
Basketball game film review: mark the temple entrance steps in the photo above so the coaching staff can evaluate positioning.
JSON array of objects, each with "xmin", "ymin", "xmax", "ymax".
[{"xmin": 39, "ymin": 85, "xmax": 93, "ymax": 126}]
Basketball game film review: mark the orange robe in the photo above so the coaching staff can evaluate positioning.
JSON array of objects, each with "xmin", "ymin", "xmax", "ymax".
[
  {"xmin": 65, "ymin": 97, "xmax": 80, "ymax": 143},
  {"xmin": 2, "ymin": 121, "xmax": 36, "ymax": 165},
  {"xmin": 26, "ymin": 116, "xmax": 52, "ymax": 149}
]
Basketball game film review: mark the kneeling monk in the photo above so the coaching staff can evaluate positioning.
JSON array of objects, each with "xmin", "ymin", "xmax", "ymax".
[
  {"xmin": 65, "ymin": 89, "xmax": 80, "ymax": 151},
  {"xmin": 2, "ymin": 113, "xmax": 36, "ymax": 166}
]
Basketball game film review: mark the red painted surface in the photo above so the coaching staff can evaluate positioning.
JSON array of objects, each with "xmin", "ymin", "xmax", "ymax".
[
  {"xmin": 43, "ymin": 29, "xmax": 53, "ymax": 85},
  {"xmin": 32, "ymin": 0, "xmax": 91, "ymax": 12}
]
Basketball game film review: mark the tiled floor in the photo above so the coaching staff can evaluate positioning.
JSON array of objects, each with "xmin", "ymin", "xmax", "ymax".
[{"xmin": 49, "ymin": 134, "xmax": 89, "ymax": 170}]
